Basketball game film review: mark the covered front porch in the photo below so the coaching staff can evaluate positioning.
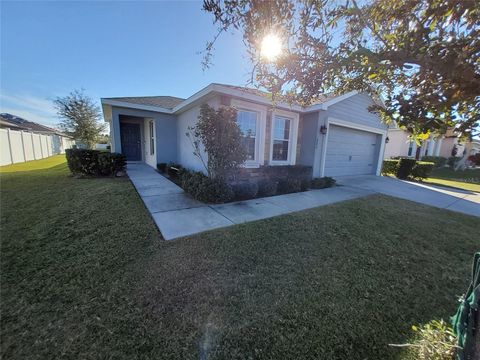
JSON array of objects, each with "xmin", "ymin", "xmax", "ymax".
[
  {"xmin": 104, "ymin": 105, "xmax": 178, "ymax": 169},
  {"xmin": 116, "ymin": 115, "xmax": 157, "ymax": 168}
]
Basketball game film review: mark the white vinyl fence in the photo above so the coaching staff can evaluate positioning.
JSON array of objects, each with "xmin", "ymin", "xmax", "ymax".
[{"xmin": 0, "ymin": 128, "xmax": 75, "ymax": 166}]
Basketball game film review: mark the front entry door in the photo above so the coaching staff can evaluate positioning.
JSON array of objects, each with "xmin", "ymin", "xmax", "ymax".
[{"xmin": 120, "ymin": 123, "xmax": 141, "ymax": 161}]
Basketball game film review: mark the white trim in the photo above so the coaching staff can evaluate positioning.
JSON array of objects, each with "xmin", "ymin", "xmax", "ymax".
[
  {"xmin": 269, "ymin": 109, "xmax": 299, "ymax": 165},
  {"xmin": 172, "ymin": 84, "xmax": 216, "ymax": 113},
  {"xmin": 306, "ymin": 91, "xmax": 359, "ymax": 112},
  {"xmin": 102, "ymin": 86, "xmax": 370, "ymax": 122},
  {"xmin": 319, "ymin": 117, "xmax": 387, "ymax": 177},
  {"xmin": 319, "ymin": 122, "xmax": 329, "ymax": 177},
  {"xmin": 328, "ymin": 117, "xmax": 386, "ymax": 135},
  {"xmin": 231, "ymin": 98, "xmax": 267, "ymax": 168}
]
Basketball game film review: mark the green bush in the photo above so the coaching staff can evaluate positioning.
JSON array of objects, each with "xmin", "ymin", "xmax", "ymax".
[
  {"xmin": 447, "ymin": 157, "xmax": 460, "ymax": 167},
  {"xmin": 311, "ymin": 177, "xmax": 336, "ymax": 189},
  {"xmin": 157, "ymin": 163, "xmax": 167, "ymax": 173},
  {"xmin": 382, "ymin": 159, "xmax": 400, "ymax": 175},
  {"xmin": 277, "ymin": 178, "xmax": 302, "ymax": 194},
  {"xmin": 232, "ymin": 182, "xmax": 259, "ymax": 200},
  {"xmin": 180, "ymin": 170, "xmax": 234, "ymax": 203},
  {"xmin": 167, "ymin": 163, "xmax": 183, "ymax": 178},
  {"xmin": 65, "ymin": 149, "xmax": 126, "ymax": 177},
  {"xmin": 300, "ymin": 178, "xmax": 311, "ymax": 191},
  {"xmin": 257, "ymin": 180, "xmax": 278, "ymax": 197},
  {"xmin": 396, "ymin": 158, "xmax": 417, "ymax": 179},
  {"xmin": 411, "ymin": 161, "xmax": 435, "ymax": 180},
  {"xmin": 421, "ymin": 156, "xmax": 447, "ymax": 168},
  {"xmin": 468, "ymin": 153, "xmax": 480, "ymax": 165}
]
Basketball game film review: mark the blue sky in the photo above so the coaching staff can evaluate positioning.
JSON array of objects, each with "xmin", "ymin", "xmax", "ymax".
[{"xmin": 0, "ymin": 1, "xmax": 251, "ymax": 127}]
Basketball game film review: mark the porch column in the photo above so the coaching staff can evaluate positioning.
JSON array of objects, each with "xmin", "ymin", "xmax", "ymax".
[
  {"xmin": 111, "ymin": 111, "xmax": 122, "ymax": 153},
  {"xmin": 434, "ymin": 137, "xmax": 443, "ymax": 156},
  {"xmin": 427, "ymin": 138, "xmax": 435, "ymax": 156}
]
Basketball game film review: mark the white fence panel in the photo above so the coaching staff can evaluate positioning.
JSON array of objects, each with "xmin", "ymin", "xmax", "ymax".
[
  {"xmin": 9, "ymin": 130, "xmax": 25, "ymax": 163},
  {"xmin": 40, "ymin": 135, "xmax": 48, "ymax": 158},
  {"xmin": 0, "ymin": 129, "xmax": 74, "ymax": 166},
  {"xmin": 23, "ymin": 132, "xmax": 35, "ymax": 161},
  {"xmin": 0, "ymin": 129, "xmax": 11, "ymax": 166},
  {"xmin": 32, "ymin": 134, "xmax": 42, "ymax": 160}
]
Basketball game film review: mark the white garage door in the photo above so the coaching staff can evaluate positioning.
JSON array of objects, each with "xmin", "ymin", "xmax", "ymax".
[{"xmin": 324, "ymin": 125, "xmax": 379, "ymax": 177}]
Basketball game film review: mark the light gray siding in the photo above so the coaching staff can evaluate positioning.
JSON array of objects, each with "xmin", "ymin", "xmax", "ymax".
[
  {"xmin": 111, "ymin": 106, "xmax": 177, "ymax": 164},
  {"xmin": 299, "ymin": 112, "xmax": 319, "ymax": 166},
  {"xmin": 325, "ymin": 93, "xmax": 386, "ymax": 131}
]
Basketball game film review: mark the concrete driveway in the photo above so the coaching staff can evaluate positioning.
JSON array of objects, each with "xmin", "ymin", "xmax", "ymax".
[{"xmin": 336, "ymin": 175, "xmax": 480, "ymax": 217}]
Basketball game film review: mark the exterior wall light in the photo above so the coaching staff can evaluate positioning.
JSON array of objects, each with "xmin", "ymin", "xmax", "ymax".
[
  {"xmin": 385, "ymin": 136, "xmax": 390, "ymax": 143},
  {"xmin": 320, "ymin": 125, "xmax": 327, "ymax": 135}
]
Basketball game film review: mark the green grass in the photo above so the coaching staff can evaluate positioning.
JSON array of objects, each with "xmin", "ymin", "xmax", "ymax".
[
  {"xmin": 1, "ymin": 157, "xmax": 478, "ymax": 359},
  {"xmin": 0, "ymin": 154, "xmax": 68, "ymax": 173},
  {"xmin": 423, "ymin": 167, "xmax": 480, "ymax": 193}
]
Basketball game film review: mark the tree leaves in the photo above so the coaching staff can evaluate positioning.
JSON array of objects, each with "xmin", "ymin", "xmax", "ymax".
[
  {"xmin": 54, "ymin": 90, "xmax": 105, "ymax": 149},
  {"xmin": 203, "ymin": 0, "xmax": 480, "ymax": 138}
]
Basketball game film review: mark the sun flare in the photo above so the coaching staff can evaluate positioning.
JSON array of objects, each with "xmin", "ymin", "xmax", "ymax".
[{"xmin": 261, "ymin": 33, "xmax": 282, "ymax": 61}]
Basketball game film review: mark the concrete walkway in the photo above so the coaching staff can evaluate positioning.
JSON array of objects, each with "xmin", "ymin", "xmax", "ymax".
[
  {"xmin": 336, "ymin": 175, "xmax": 480, "ymax": 217},
  {"xmin": 127, "ymin": 164, "xmax": 372, "ymax": 240},
  {"xmin": 128, "ymin": 164, "xmax": 480, "ymax": 240}
]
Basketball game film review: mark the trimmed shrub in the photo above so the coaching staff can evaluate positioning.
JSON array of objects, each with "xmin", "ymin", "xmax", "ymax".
[
  {"xmin": 447, "ymin": 157, "xmax": 460, "ymax": 167},
  {"xmin": 232, "ymin": 182, "xmax": 259, "ymax": 200},
  {"xmin": 311, "ymin": 177, "xmax": 336, "ymax": 189},
  {"xmin": 396, "ymin": 158, "xmax": 417, "ymax": 179},
  {"xmin": 196, "ymin": 177, "xmax": 234, "ymax": 203},
  {"xmin": 382, "ymin": 159, "xmax": 400, "ymax": 175},
  {"xmin": 257, "ymin": 180, "xmax": 278, "ymax": 197},
  {"xmin": 421, "ymin": 156, "xmax": 447, "ymax": 168},
  {"xmin": 277, "ymin": 178, "xmax": 302, "ymax": 194},
  {"xmin": 467, "ymin": 153, "xmax": 480, "ymax": 166},
  {"xmin": 157, "ymin": 163, "xmax": 167, "ymax": 173},
  {"xmin": 96, "ymin": 152, "xmax": 127, "ymax": 176},
  {"xmin": 167, "ymin": 163, "xmax": 183, "ymax": 178},
  {"xmin": 300, "ymin": 178, "xmax": 311, "ymax": 191},
  {"xmin": 65, "ymin": 149, "xmax": 126, "ymax": 177},
  {"xmin": 180, "ymin": 170, "xmax": 234, "ymax": 203},
  {"xmin": 411, "ymin": 161, "xmax": 435, "ymax": 180}
]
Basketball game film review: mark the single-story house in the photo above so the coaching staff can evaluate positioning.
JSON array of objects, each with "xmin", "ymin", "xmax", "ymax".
[
  {"xmin": 384, "ymin": 126, "xmax": 477, "ymax": 160},
  {"xmin": 101, "ymin": 83, "xmax": 388, "ymax": 178}
]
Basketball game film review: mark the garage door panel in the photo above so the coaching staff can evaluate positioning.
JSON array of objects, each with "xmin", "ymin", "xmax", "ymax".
[{"xmin": 324, "ymin": 125, "xmax": 379, "ymax": 177}]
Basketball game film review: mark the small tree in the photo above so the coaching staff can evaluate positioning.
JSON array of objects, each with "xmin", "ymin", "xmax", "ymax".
[
  {"xmin": 186, "ymin": 104, "xmax": 247, "ymax": 180},
  {"xmin": 54, "ymin": 90, "xmax": 106, "ymax": 149}
]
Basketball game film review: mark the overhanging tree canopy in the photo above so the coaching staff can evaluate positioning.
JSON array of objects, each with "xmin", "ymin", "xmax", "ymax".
[{"xmin": 203, "ymin": 0, "xmax": 480, "ymax": 139}]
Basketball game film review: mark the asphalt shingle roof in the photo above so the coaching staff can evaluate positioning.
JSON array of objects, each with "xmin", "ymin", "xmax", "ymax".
[{"xmin": 104, "ymin": 96, "xmax": 185, "ymax": 109}]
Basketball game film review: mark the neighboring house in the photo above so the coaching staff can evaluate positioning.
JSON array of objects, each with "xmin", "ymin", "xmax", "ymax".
[
  {"xmin": 101, "ymin": 83, "xmax": 388, "ymax": 178},
  {"xmin": 0, "ymin": 113, "xmax": 75, "ymax": 166},
  {"xmin": 384, "ymin": 126, "xmax": 472, "ymax": 160}
]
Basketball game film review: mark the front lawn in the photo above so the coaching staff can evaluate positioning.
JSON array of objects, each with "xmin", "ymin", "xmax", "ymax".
[
  {"xmin": 423, "ymin": 167, "xmax": 480, "ymax": 193},
  {"xmin": 1, "ymin": 157, "xmax": 478, "ymax": 359}
]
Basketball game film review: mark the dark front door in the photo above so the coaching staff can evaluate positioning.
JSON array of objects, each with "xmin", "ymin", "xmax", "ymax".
[{"xmin": 120, "ymin": 123, "xmax": 141, "ymax": 161}]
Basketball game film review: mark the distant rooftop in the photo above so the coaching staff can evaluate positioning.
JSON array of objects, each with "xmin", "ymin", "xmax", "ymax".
[{"xmin": 0, "ymin": 113, "xmax": 71, "ymax": 137}]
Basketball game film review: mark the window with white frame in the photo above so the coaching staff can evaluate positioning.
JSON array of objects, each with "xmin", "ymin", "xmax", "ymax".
[
  {"xmin": 149, "ymin": 120, "xmax": 155, "ymax": 155},
  {"xmin": 272, "ymin": 115, "xmax": 292, "ymax": 162},
  {"xmin": 237, "ymin": 109, "xmax": 258, "ymax": 161},
  {"xmin": 408, "ymin": 141, "xmax": 414, "ymax": 156}
]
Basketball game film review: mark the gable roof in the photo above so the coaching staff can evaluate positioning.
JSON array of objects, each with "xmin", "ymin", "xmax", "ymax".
[
  {"xmin": 101, "ymin": 83, "xmax": 373, "ymax": 120},
  {"xmin": 102, "ymin": 96, "xmax": 185, "ymax": 109}
]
